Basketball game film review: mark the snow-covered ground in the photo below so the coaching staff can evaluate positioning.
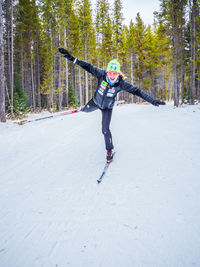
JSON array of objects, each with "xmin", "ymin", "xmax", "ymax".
[{"xmin": 0, "ymin": 103, "xmax": 200, "ymax": 267}]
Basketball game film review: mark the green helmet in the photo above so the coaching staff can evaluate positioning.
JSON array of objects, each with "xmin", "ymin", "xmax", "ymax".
[{"xmin": 106, "ymin": 59, "xmax": 120, "ymax": 72}]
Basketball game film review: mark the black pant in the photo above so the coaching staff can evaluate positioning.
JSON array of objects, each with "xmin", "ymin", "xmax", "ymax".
[
  {"xmin": 81, "ymin": 99, "xmax": 114, "ymax": 151},
  {"xmin": 101, "ymin": 108, "xmax": 113, "ymax": 151}
]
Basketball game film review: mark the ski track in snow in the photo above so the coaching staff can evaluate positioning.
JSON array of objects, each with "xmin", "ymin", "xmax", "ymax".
[{"xmin": 0, "ymin": 103, "xmax": 200, "ymax": 267}]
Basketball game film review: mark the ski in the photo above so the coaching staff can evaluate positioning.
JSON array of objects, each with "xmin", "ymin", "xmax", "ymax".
[
  {"xmin": 97, "ymin": 152, "xmax": 115, "ymax": 184},
  {"xmin": 18, "ymin": 109, "xmax": 80, "ymax": 125}
]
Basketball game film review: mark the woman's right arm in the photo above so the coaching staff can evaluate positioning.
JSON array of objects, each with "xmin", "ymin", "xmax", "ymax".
[{"xmin": 58, "ymin": 48, "xmax": 105, "ymax": 78}]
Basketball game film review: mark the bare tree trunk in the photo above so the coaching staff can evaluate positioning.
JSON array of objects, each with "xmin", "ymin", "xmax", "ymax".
[
  {"xmin": 172, "ymin": 5, "xmax": 179, "ymax": 107},
  {"xmin": 10, "ymin": 0, "xmax": 13, "ymax": 116},
  {"xmin": 50, "ymin": 26, "xmax": 54, "ymax": 110},
  {"xmin": 180, "ymin": 24, "xmax": 185, "ymax": 104},
  {"xmin": 85, "ymin": 40, "xmax": 89, "ymax": 104},
  {"xmin": 173, "ymin": 62, "xmax": 179, "ymax": 107},
  {"xmin": 160, "ymin": 71, "xmax": 165, "ymax": 99},
  {"xmin": 192, "ymin": 0, "xmax": 197, "ymax": 102},
  {"xmin": 24, "ymin": 35, "xmax": 32, "ymax": 108},
  {"xmin": 58, "ymin": 46, "xmax": 62, "ymax": 111},
  {"xmin": 36, "ymin": 28, "xmax": 41, "ymax": 110},
  {"xmin": 130, "ymin": 48, "xmax": 134, "ymax": 103},
  {"xmin": 190, "ymin": 0, "xmax": 196, "ymax": 104},
  {"xmin": 90, "ymin": 76, "xmax": 92, "ymax": 100},
  {"xmin": 198, "ymin": 79, "xmax": 200, "ymax": 102},
  {"xmin": 0, "ymin": 0, "xmax": 6, "ymax": 122},
  {"xmin": 31, "ymin": 51, "xmax": 36, "ymax": 111},
  {"xmin": 79, "ymin": 67, "xmax": 83, "ymax": 106},
  {"xmin": 21, "ymin": 32, "xmax": 24, "ymax": 91},
  {"xmin": 7, "ymin": 15, "xmax": 11, "ymax": 94},
  {"xmin": 37, "ymin": 47, "xmax": 41, "ymax": 110},
  {"xmin": 64, "ymin": 27, "xmax": 68, "ymax": 107},
  {"xmin": 6, "ymin": 0, "xmax": 14, "ymax": 116},
  {"xmin": 65, "ymin": 59, "xmax": 69, "ymax": 107},
  {"xmin": 167, "ymin": 74, "xmax": 170, "ymax": 102},
  {"xmin": 58, "ymin": 33, "xmax": 62, "ymax": 111}
]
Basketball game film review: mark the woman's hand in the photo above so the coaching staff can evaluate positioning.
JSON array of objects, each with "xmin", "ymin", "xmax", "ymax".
[
  {"xmin": 58, "ymin": 48, "xmax": 75, "ymax": 62},
  {"xmin": 152, "ymin": 100, "xmax": 166, "ymax": 106}
]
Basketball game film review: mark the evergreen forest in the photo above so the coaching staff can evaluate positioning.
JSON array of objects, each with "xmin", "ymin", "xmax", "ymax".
[{"xmin": 0, "ymin": 0, "xmax": 199, "ymax": 122}]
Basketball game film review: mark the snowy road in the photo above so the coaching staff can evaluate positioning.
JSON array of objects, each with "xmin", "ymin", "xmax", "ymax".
[{"xmin": 0, "ymin": 103, "xmax": 200, "ymax": 267}]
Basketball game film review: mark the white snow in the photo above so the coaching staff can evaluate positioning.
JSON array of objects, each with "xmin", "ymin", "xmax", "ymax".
[{"xmin": 0, "ymin": 103, "xmax": 200, "ymax": 267}]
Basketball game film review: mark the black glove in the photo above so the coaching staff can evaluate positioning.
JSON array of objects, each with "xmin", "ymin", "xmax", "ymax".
[
  {"xmin": 152, "ymin": 99, "xmax": 166, "ymax": 106},
  {"xmin": 58, "ymin": 48, "xmax": 76, "ymax": 62}
]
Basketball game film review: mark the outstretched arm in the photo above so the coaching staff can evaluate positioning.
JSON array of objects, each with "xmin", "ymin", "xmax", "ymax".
[
  {"xmin": 121, "ymin": 80, "xmax": 166, "ymax": 106},
  {"xmin": 58, "ymin": 48, "xmax": 105, "ymax": 78}
]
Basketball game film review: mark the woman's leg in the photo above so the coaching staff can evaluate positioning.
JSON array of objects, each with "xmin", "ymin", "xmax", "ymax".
[
  {"xmin": 101, "ymin": 108, "xmax": 114, "ymax": 151},
  {"xmin": 81, "ymin": 98, "xmax": 98, "ymax": 112}
]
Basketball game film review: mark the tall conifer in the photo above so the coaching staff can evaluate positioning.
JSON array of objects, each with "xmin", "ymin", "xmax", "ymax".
[
  {"xmin": 113, "ymin": 0, "xmax": 124, "ymax": 59},
  {"xmin": 95, "ymin": 0, "xmax": 113, "ymax": 68},
  {"xmin": 77, "ymin": 0, "xmax": 95, "ymax": 103}
]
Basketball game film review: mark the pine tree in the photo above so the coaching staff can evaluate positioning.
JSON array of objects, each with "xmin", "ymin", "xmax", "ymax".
[
  {"xmin": 143, "ymin": 26, "xmax": 157, "ymax": 95},
  {"xmin": 77, "ymin": 0, "xmax": 95, "ymax": 104},
  {"xmin": 154, "ymin": 21, "xmax": 172, "ymax": 101},
  {"xmin": 95, "ymin": 0, "xmax": 113, "ymax": 68},
  {"xmin": 32, "ymin": 0, "xmax": 42, "ymax": 111},
  {"xmin": 56, "ymin": 0, "xmax": 76, "ymax": 108},
  {"xmin": 5, "ymin": 0, "xmax": 14, "ymax": 116},
  {"xmin": 40, "ymin": 0, "xmax": 57, "ymax": 111},
  {"xmin": 196, "ymin": 8, "xmax": 200, "ymax": 101},
  {"xmin": 134, "ymin": 13, "xmax": 147, "ymax": 90},
  {"xmin": 14, "ymin": 0, "xmax": 39, "ymax": 111},
  {"xmin": 189, "ymin": 0, "xmax": 199, "ymax": 104},
  {"xmin": 113, "ymin": 0, "xmax": 124, "ymax": 59},
  {"xmin": 3, "ymin": 0, "xmax": 199, "ymax": 116},
  {"xmin": 127, "ymin": 20, "xmax": 136, "ymax": 91},
  {"xmin": 158, "ymin": 0, "xmax": 187, "ymax": 106},
  {"xmin": 69, "ymin": 6, "xmax": 83, "ymax": 105},
  {"xmin": 118, "ymin": 24, "xmax": 130, "ymax": 102}
]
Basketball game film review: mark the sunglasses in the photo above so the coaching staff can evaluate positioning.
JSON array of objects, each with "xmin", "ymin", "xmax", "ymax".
[{"xmin": 107, "ymin": 71, "xmax": 119, "ymax": 76}]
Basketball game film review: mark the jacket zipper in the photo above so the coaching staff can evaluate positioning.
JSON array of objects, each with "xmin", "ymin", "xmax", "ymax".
[{"xmin": 101, "ymin": 83, "xmax": 110, "ymax": 108}]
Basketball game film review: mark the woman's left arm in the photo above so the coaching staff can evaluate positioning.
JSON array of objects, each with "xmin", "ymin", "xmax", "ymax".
[
  {"xmin": 58, "ymin": 48, "xmax": 105, "ymax": 78},
  {"xmin": 121, "ymin": 80, "xmax": 166, "ymax": 106}
]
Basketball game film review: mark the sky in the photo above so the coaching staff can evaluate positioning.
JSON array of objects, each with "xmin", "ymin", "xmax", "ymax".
[{"xmin": 90, "ymin": 0, "xmax": 161, "ymax": 26}]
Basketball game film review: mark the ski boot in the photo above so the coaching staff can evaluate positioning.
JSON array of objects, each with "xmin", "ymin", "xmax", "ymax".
[{"xmin": 106, "ymin": 149, "xmax": 113, "ymax": 163}]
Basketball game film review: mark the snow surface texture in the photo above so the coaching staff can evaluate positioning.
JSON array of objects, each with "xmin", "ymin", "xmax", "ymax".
[{"xmin": 0, "ymin": 103, "xmax": 200, "ymax": 267}]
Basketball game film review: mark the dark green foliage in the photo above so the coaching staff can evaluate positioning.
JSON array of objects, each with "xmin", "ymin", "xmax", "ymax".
[
  {"xmin": 68, "ymin": 84, "xmax": 79, "ymax": 107},
  {"xmin": 4, "ymin": 0, "xmax": 200, "ymax": 117},
  {"xmin": 8, "ymin": 74, "xmax": 29, "ymax": 117}
]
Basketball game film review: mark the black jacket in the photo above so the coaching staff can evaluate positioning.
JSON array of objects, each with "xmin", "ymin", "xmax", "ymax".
[{"xmin": 75, "ymin": 58, "xmax": 155, "ymax": 110}]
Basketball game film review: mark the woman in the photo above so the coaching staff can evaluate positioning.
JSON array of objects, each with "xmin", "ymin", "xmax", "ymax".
[{"xmin": 58, "ymin": 48, "xmax": 166, "ymax": 162}]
